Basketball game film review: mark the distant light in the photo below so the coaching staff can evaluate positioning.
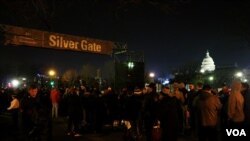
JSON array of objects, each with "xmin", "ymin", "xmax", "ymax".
[
  {"xmin": 22, "ymin": 77, "xmax": 26, "ymax": 81},
  {"xmin": 11, "ymin": 79, "xmax": 19, "ymax": 88},
  {"xmin": 200, "ymin": 69, "xmax": 205, "ymax": 73},
  {"xmin": 48, "ymin": 70, "xmax": 56, "ymax": 76},
  {"xmin": 7, "ymin": 82, "xmax": 11, "ymax": 88},
  {"xmin": 163, "ymin": 79, "xmax": 169, "ymax": 85},
  {"xmin": 149, "ymin": 72, "xmax": 155, "ymax": 78},
  {"xmin": 235, "ymin": 72, "xmax": 243, "ymax": 77},
  {"xmin": 50, "ymin": 81, "xmax": 55, "ymax": 86},
  {"xmin": 209, "ymin": 76, "xmax": 214, "ymax": 81},
  {"xmin": 128, "ymin": 62, "xmax": 134, "ymax": 69},
  {"xmin": 243, "ymin": 79, "xmax": 248, "ymax": 82}
]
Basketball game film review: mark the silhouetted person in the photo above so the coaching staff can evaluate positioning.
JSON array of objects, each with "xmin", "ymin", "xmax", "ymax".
[
  {"xmin": 241, "ymin": 82, "xmax": 250, "ymax": 137},
  {"xmin": 142, "ymin": 83, "xmax": 158, "ymax": 141},
  {"xmin": 66, "ymin": 87, "xmax": 83, "ymax": 137},
  {"xmin": 7, "ymin": 94, "xmax": 20, "ymax": 129},
  {"xmin": 157, "ymin": 86, "xmax": 180, "ymax": 141},
  {"xmin": 20, "ymin": 84, "xmax": 52, "ymax": 141},
  {"xmin": 193, "ymin": 84, "xmax": 221, "ymax": 141}
]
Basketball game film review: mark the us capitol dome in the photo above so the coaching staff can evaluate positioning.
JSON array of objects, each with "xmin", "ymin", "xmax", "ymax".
[{"xmin": 200, "ymin": 51, "xmax": 216, "ymax": 73}]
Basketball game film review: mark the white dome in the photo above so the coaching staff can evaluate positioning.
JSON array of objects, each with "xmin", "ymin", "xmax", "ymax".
[{"xmin": 200, "ymin": 51, "xmax": 215, "ymax": 73}]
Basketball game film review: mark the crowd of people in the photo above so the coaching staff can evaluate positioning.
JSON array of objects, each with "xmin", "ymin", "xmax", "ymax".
[{"xmin": 0, "ymin": 79, "xmax": 249, "ymax": 141}]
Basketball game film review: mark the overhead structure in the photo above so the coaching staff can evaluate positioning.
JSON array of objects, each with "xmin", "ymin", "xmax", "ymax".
[
  {"xmin": 0, "ymin": 24, "xmax": 144, "ymax": 90},
  {"xmin": 0, "ymin": 24, "xmax": 115, "ymax": 55}
]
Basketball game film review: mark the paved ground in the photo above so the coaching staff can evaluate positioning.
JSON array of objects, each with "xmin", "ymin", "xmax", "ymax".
[
  {"xmin": 52, "ymin": 117, "xmax": 126, "ymax": 141},
  {"xmin": 0, "ymin": 111, "xmax": 198, "ymax": 141}
]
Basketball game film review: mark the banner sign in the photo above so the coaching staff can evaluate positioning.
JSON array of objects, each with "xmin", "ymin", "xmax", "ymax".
[{"xmin": 0, "ymin": 24, "xmax": 115, "ymax": 55}]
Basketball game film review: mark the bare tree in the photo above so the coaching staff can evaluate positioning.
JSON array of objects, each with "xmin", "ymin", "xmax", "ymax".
[
  {"xmin": 102, "ymin": 61, "xmax": 115, "ymax": 79},
  {"xmin": 80, "ymin": 64, "xmax": 95, "ymax": 85},
  {"xmin": 61, "ymin": 69, "xmax": 78, "ymax": 87}
]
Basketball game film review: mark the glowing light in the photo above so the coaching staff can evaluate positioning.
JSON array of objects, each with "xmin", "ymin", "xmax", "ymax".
[
  {"xmin": 128, "ymin": 62, "xmax": 134, "ymax": 69},
  {"xmin": 8, "ymin": 82, "xmax": 11, "ymax": 88},
  {"xmin": 50, "ymin": 81, "xmax": 55, "ymax": 86},
  {"xmin": 200, "ymin": 69, "xmax": 205, "ymax": 73},
  {"xmin": 209, "ymin": 76, "xmax": 214, "ymax": 81},
  {"xmin": 163, "ymin": 79, "xmax": 170, "ymax": 85},
  {"xmin": 48, "ymin": 69, "xmax": 56, "ymax": 76},
  {"xmin": 235, "ymin": 72, "xmax": 243, "ymax": 77},
  {"xmin": 149, "ymin": 72, "xmax": 155, "ymax": 78},
  {"xmin": 11, "ymin": 79, "xmax": 19, "ymax": 88}
]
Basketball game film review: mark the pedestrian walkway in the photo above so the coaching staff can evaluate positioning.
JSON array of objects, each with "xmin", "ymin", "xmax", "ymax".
[
  {"xmin": 52, "ymin": 117, "xmax": 199, "ymax": 141},
  {"xmin": 52, "ymin": 117, "xmax": 124, "ymax": 141},
  {"xmin": 1, "ymin": 112, "xmax": 199, "ymax": 141}
]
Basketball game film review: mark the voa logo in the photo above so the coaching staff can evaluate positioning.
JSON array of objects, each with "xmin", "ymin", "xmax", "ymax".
[{"xmin": 226, "ymin": 129, "xmax": 246, "ymax": 136}]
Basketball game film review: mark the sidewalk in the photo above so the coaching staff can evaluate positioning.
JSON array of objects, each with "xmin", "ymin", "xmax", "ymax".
[
  {"xmin": 0, "ymin": 112, "xmax": 199, "ymax": 141},
  {"xmin": 52, "ymin": 117, "xmax": 125, "ymax": 141}
]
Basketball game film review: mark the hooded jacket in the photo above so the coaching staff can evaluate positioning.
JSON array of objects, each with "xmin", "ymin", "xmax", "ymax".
[{"xmin": 194, "ymin": 90, "xmax": 222, "ymax": 126}]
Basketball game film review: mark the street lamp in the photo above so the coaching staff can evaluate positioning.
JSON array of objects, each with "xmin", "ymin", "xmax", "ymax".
[
  {"xmin": 209, "ymin": 76, "xmax": 214, "ymax": 81},
  {"xmin": 243, "ymin": 79, "xmax": 248, "ymax": 82},
  {"xmin": 128, "ymin": 61, "xmax": 134, "ymax": 69},
  {"xmin": 11, "ymin": 79, "xmax": 19, "ymax": 88},
  {"xmin": 235, "ymin": 72, "xmax": 243, "ymax": 78},
  {"xmin": 149, "ymin": 72, "xmax": 155, "ymax": 83},
  {"xmin": 48, "ymin": 69, "xmax": 56, "ymax": 77}
]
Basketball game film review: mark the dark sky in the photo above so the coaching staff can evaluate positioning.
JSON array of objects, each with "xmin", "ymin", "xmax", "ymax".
[{"xmin": 1, "ymin": 0, "xmax": 250, "ymax": 76}]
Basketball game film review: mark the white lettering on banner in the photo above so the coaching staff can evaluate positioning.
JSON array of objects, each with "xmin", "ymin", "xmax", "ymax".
[{"xmin": 226, "ymin": 129, "xmax": 246, "ymax": 136}]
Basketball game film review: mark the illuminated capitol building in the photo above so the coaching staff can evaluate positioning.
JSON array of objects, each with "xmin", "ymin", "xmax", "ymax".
[
  {"xmin": 200, "ymin": 51, "xmax": 216, "ymax": 73},
  {"xmin": 199, "ymin": 51, "xmax": 249, "ymax": 88}
]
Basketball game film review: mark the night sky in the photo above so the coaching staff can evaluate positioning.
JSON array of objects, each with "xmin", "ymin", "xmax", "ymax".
[{"xmin": 1, "ymin": 0, "xmax": 250, "ymax": 76}]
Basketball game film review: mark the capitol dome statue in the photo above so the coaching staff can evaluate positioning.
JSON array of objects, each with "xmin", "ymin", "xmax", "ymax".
[{"xmin": 200, "ymin": 51, "xmax": 216, "ymax": 73}]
